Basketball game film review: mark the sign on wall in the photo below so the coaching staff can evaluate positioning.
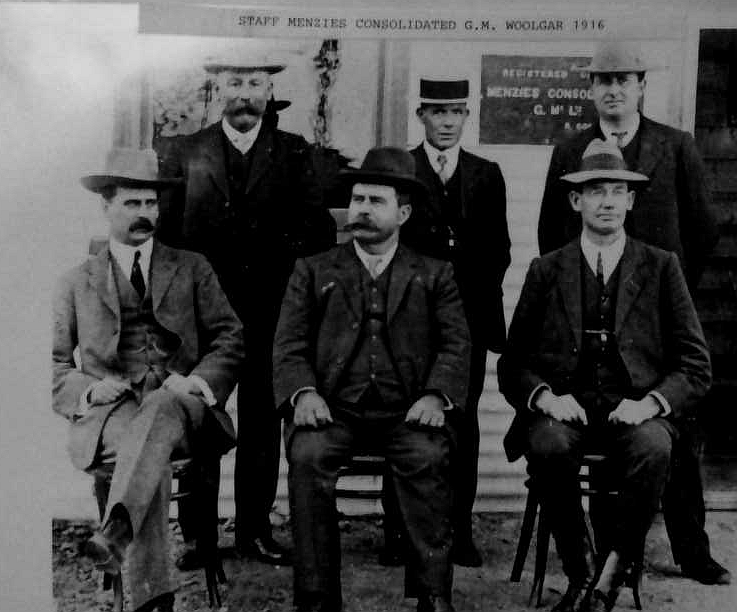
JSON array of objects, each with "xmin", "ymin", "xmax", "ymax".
[{"xmin": 480, "ymin": 55, "xmax": 599, "ymax": 145}]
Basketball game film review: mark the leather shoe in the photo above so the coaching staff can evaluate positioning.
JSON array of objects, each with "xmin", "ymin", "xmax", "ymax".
[
  {"xmin": 175, "ymin": 544, "xmax": 202, "ymax": 571},
  {"xmin": 417, "ymin": 595, "xmax": 455, "ymax": 612},
  {"xmin": 84, "ymin": 532, "xmax": 123, "ymax": 575},
  {"xmin": 681, "ymin": 557, "xmax": 732, "ymax": 585},
  {"xmin": 237, "ymin": 536, "xmax": 292, "ymax": 565},
  {"xmin": 551, "ymin": 580, "xmax": 593, "ymax": 612},
  {"xmin": 451, "ymin": 539, "xmax": 482, "ymax": 567},
  {"xmin": 587, "ymin": 589, "xmax": 618, "ymax": 612}
]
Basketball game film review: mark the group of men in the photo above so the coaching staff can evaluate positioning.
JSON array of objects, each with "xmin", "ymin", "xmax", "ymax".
[{"xmin": 52, "ymin": 40, "xmax": 729, "ymax": 612}]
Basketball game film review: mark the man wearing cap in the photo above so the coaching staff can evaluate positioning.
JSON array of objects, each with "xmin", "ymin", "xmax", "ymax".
[
  {"xmin": 399, "ymin": 77, "xmax": 511, "ymax": 567},
  {"xmin": 273, "ymin": 147, "xmax": 471, "ymax": 612},
  {"xmin": 500, "ymin": 139, "xmax": 711, "ymax": 612},
  {"xmin": 157, "ymin": 55, "xmax": 336, "ymax": 565},
  {"xmin": 536, "ymin": 40, "xmax": 729, "ymax": 586},
  {"xmin": 52, "ymin": 149, "xmax": 244, "ymax": 611}
]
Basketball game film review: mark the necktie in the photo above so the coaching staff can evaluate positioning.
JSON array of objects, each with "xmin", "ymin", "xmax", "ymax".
[
  {"xmin": 596, "ymin": 251, "xmax": 605, "ymax": 287},
  {"xmin": 437, "ymin": 153, "xmax": 449, "ymax": 184},
  {"xmin": 611, "ymin": 131, "xmax": 628, "ymax": 148},
  {"xmin": 131, "ymin": 250, "xmax": 146, "ymax": 298}
]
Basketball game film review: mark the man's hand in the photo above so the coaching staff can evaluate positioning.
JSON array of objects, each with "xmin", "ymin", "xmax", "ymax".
[
  {"xmin": 405, "ymin": 394, "xmax": 446, "ymax": 428},
  {"xmin": 162, "ymin": 373, "xmax": 204, "ymax": 398},
  {"xmin": 294, "ymin": 391, "xmax": 333, "ymax": 428},
  {"xmin": 535, "ymin": 389, "xmax": 588, "ymax": 425},
  {"xmin": 608, "ymin": 397, "xmax": 661, "ymax": 426},
  {"xmin": 88, "ymin": 377, "xmax": 132, "ymax": 406}
]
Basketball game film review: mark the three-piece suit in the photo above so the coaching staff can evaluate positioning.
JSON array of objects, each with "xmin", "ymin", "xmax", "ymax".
[
  {"xmin": 499, "ymin": 237, "xmax": 711, "ymax": 578},
  {"xmin": 273, "ymin": 242, "xmax": 471, "ymax": 611},
  {"xmin": 156, "ymin": 121, "xmax": 336, "ymax": 546},
  {"xmin": 536, "ymin": 116, "xmax": 720, "ymax": 566},
  {"xmin": 52, "ymin": 240, "xmax": 244, "ymax": 609}
]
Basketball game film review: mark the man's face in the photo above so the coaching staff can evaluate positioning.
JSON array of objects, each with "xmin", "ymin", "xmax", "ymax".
[
  {"xmin": 591, "ymin": 72, "xmax": 644, "ymax": 122},
  {"xmin": 217, "ymin": 69, "xmax": 273, "ymax": 132},
  {"xmin": 569, "ymin": 180, "xmax": 634, "ymax": 237},
  {"xmin": 347, "ymin": 183, "xmax": 411, "ymax": 246},
  {"xmin": 103, "ymin": 186, "xmax": 159, "ymax": 246},
  {"xmin": 416, "ymin": 103, "xmax": 469, "ymax": 150}
]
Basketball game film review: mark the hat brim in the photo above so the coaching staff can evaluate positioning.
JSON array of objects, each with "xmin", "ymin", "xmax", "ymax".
[
  {"xmin": 81, "ymin": 174, "xmax": 182, "ymax": 194},
  {"xmin": 561, "ymin": 169, "xmax": 650, "ymax": 184},
  {"xmin": 571, "ymin": 62, "xmax": 662, "ymax": 73},
  {"xmin": 338, "ymin": 169, "xmax": 429, "ymax": 199},
  {"xmin": 204, "ymin": 63, "xmax": 285, "ymax": 74},
  {"xmin": 419, "ymin": 97, "xmax": 469, "ymax": 105}
]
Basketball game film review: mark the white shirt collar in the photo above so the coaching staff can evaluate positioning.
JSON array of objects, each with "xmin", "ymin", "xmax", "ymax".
[
  {"xmin": 109, "ymin": 236, "xmax": 153, "ymax": 288},
  {"xmin": 599, "ymin": 113, "xmax": 641, "ymax": 148},
  {"xmin": 423, "ymin": 140, "xmax": 461, "ymax": 179},
  {"xmin": 579, "ymin": 231, "xmax": 626, "ymax": 284},
  {"xmin": 353, "ymin": 240, "xmax": 399, "ymax": 279},
  {"xmin": 221, "ymin": 117, "xmax": 262, "ymax": 155}
]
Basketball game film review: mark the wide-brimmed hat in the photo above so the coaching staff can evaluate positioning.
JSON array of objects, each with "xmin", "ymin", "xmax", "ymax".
[
  {"xmin": 574, "ymin": 41, "xmax": 661, "ymax": 74},
  {"xmin": 561, "ymin": 139, "xmax": 649, "ymax": 184},
  {"xmin": 81, "ymin": 148, "xmax": 181, "ymax": 193},
  {"xmin": 203, "ymin": 52, "xmax": 285, "ymax": 75},
  {"xmin": 339, "ymin": 147, "xmax": 428, "ymax": 199},
  {"xmin": 419, "ymin": 78, "xmax": 469, "ymax": 104}
]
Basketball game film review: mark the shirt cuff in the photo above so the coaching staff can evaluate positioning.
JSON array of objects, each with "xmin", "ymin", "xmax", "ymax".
[
  {"xmin": 422, "ymin": 390, "xmax": 455, "ymax": 410},
  {"xmin": 291, "ymin": 386, "xmax": 317, "ymax": 407},
  {"xmin": 528, "ymin": 383, "xmax": 551, "ymax": 411},
  {"xmin": 74, "ymin": 382, "xmax": 97, "ymax": 417},
  {"xmin": 189, "ymin": 375, "xmax": 218, "ymax": 407},
  {"xmin": 648, "ymin": 391, "xmax": 672, "ymax": 416}
]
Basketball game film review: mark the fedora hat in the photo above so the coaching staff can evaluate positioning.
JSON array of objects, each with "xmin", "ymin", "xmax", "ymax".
[
  {"xmin": 561, "ymin": 139, "xmax": 649, "ymax": 184},
  {"xmin": 574, "ymin": 41, "xmax": 661, "ymax": 74},
  {"xmin": 339, "ymin": 147, "xmax": 428, "ymax": 199},
  {"xmin": 419, "ymin": 78, "xmax": 469, "ymax": 104},
  {"xmin": 81, "ymin": 148, "xmax": 181, "ymax": 193},
  {"xmin": 203, "ymin": 52, "xmax": 285, "ymax": 75}
]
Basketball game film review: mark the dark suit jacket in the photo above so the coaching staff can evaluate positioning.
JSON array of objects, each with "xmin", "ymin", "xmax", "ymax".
[
  {"xmin": 498, "ymin": 237, "xmax": 712, "ymax": 462},
  {"xmin": 401, "ymin": 145, "xmax": 511, "ymax": 353},
  {"xmin": 272, "ymin": 243, "xmax": 472, "ymax": 412},
  {"xmin": 156, "ymin": 122, "xmax": 336, "ymax": 338},
  {"xmin": 52, "ymin": 240, "xmax": 245, "ymax": 469},
  {"xmin": 537, "ymin": 116, "xmax": 718, "ymax": 288}
]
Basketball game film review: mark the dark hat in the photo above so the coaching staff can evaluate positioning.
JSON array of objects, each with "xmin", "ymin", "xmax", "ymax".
[
  {"xmin": 339, "ymin": 147, "xmax": 428, "ymax": 198},
  {"xmin": 574, "ymin": 41, "xmax": 661, "ymax": 74},
  {"xmin": 203, "ymin": 52, "xmax": 285, "ymax": 75},
  {"xmin": 561, "ymin": 139, "xmax": 649, "ymax": 184},
  {"xmin": 81, "ymin": 148, "xmax": 181, "ymax": 193},
  {"xmin": 419, "ymin": 78, "xmax": 469, "ymax": 104}
]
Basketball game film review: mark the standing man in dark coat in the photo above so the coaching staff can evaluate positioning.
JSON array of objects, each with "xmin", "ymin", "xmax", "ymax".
[
  {"xmin": 157, "ymin": 54, "xmax": 336, "ymax": 565},
  {"xmin": 273, "ymin": 147, "xmax": 471, "ymax": 612},
  {"xmin": 500, "ymin": 139, "xmax": 712, "ymax": 612},
  {"xmin": 535, "ymin": 41, "xmax": 729, "ymax": 585},
  {"xmin": 400, "ymin": 78, "xmax": 511, "ymax": 567}
]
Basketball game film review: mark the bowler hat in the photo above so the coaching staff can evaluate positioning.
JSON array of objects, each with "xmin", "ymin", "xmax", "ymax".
[
  {"xmin": 203, "ymin": 52, "xmax": 285, "ymax": 75},
  {"xmin": 339, "ymin": 147, "xmax": 428, "ymax": 199},
  {"xmin": 419, "ymin": 78, "xmax": 469, "ymax": 104},
  {"xmin": 560, "ymin": 139, "xmax": 649, "ymax": 184},
  {"xmin": 81, "ymin": 148, "xmax": 181, "ymax": 193},
  {"xmin": 574, "ymin": 41, "xmax": 660, "ymax": 74}
]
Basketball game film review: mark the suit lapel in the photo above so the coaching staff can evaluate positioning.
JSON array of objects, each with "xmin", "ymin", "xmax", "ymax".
[
  {"xmin": 411, "ymin": 146, "xmax": 442, "ymax": 217},
  {"xmin": 614, "ymin": 238, "xmax": 646, "ymax": 334},
  {"xmin": 150, "ymin": 241, "xmax": 181, "ymax": 315},
  {"xmin": 244, "ymin": 126, "xmax": 273, "ymax": 195},
  {"xmin": 89, "ymin": 245, "xmax": 120, "ymax": 321},
  {"xmin": 387, "ymin": 246, "xmax": 417, "ymax": 324},
  {"xmin": 557, "ymin": 242, "xmax": 583, "ymax": 350},
  {"xmin": 200, "ymin": 124, "xmax": 230, "ymax": 201},
  {"xmin": 331, "ymin": 244, "xmax": 364, "ymax": 321},
  {"xmin": 458, "ymin": 150, "xmax": 475, "ymax": 219},
  {"xmin": 635, "ymin": 117, "xmax": 665, "ymax": 177}
]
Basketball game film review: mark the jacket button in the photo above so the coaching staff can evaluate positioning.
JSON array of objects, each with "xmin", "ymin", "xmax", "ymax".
[{"xmin": 351, "ymin": 322, "xmax": 359, "ymax": 330}]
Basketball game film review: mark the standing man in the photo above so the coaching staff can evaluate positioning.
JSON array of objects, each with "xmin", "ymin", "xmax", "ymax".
[
  {"xmin": 53, "ymin": 149, "xmax": 244, "ymax": 612},
  {"xmin": 273, "ymin": 147, "xmax": 471, "ymax": 612},
  {"xmin": 500, "ymin": 139, "xmax": 712, "ymax": 612},
  {"xmin": 157, "ymin": 54, "xmax": 336, "ymax": 565},
  {"xmin": 536, "ymin": 41, "xmax": 729, "ymax": 586},
  {"xmin": 400, "ymin": 78, "xmax": 511, "ymax": 567}
]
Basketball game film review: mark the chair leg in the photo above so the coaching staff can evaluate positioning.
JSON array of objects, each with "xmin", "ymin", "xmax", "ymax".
[
  {"xmin": 511, "ymin": 489, "xmax": 539, "ymax": 582},
  {"xmin": 530, "ymin": 505, "xmax": 551, "ymax": 608},
  {"xmin": 112, "ymin": 573, "xmax": 124, "ymax": 612}
]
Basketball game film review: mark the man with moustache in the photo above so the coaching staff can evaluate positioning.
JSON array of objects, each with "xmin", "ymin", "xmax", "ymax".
[
  {"xmin": 536, "ymin": 41, "xmax": 728, "ymax": 586},
  {"xmin": 273, "ymin": 147, "xmax": 471, "ymax": 612},
  {"xmin": 399, "ymin": 78, "xmax": 511, "ymax": 567},
  {"xmin": 53, "ymin": 149, "xmax": 244, "ymax": 612},
  {"xmin": 157, "ymin": 55, "xmax": 336, "ymax": 566}
]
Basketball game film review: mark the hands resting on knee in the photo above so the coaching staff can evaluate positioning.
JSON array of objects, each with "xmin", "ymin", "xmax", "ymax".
[{"xmin": 534, "ymin": 389, "xmax": 661, "ymax": 426}]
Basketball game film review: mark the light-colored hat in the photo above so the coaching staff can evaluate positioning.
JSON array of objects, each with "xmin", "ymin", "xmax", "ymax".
[
  {"xmin": 203, "ymin": 52, "xmax": 285, "ymax": 75},
  {"xmin": 574, "ymin": 41, "xmax": 660, "ymax": 74},
  {"xmin": 81, "ymin": 148, "xmax": 180, "ymax": 193},
  {"xmin": 419, "ymin": 78, "xmax": 469, "ymax": 104},
  {"xmin": 560, "ymin": 139, "xmax": 649, "ymax": 184}
]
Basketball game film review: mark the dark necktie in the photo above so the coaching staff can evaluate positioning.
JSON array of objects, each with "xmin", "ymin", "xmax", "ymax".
[
  {"xmin": 437, "ymin": 153, "xmax": 449, "ymax": 184},
  {"xmin": 596, "ymin": 251, "xmax": 605, "ymax": 287},
  {"xmin": 130, "ymin": 250, "xmax": 146, "ymax": 299},
  {"xmin": 611, "ymin": 131, "xmax": 628, "ymax": 148}
]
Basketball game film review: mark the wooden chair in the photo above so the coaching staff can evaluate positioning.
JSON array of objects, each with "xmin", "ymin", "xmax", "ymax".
[{"xmin": 510, "ymin": 454, "xmax": 644, "ymax": 609}]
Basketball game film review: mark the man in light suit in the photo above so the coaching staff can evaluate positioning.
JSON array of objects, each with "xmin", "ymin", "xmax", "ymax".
[
  {"xmin": 52, "ymin": 149, "xmax": 244, "ymax": 612},
  {"xmin": 273, "ymin": 147, "xmax": 471, "ymax": 612},
  {"xmin": 499, "ymin": 139, "xmax": 712, "ymax": 612},
  {"xmin": 536, "ymin": 40, "xmax": 728, "ymax": 586},
  {"xmin": 400, "ymin": 78, "xmax": 511, "ymax": 567},
  {"xmin": 157, "ymin": 55, "xmax": 336, "ymax": 564}
]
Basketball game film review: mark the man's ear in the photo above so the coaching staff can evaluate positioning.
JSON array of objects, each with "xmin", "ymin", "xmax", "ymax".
[
  {"xmin": 415, "ymin": 107, "xmax": 424, "ymax": 121},
  {"xmin": 398, "ymin": 204, "xmax": 412, "ymax": 225},
  {"xmin": 568, "ymin": 190, "xmax": 582, "ymax": 212}
]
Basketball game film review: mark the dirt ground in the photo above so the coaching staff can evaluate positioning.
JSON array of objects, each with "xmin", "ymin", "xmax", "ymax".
[{"xmin": 53, "ymin": 512, "xmax": 737, "ymax": 612}]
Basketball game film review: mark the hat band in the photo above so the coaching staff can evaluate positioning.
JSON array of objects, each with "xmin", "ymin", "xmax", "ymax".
[{"xmin": 579, "ymin": 153, "xmax": 628, "ymax": 172}]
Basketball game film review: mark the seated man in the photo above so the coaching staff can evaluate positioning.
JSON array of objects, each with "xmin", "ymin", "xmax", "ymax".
[
  {"xmin": 273, "ymin": 147, "xmax": 471, "ymax": 612},
  {"xmin": 52, "ymin": 149, "xmax": 244, "ymax": 612},
  {"xmin": 499, "ymin": 139, "xmax": 711, "ymax": 612}
]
